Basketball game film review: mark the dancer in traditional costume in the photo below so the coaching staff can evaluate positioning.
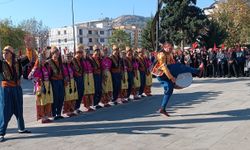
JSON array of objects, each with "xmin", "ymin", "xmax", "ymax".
[
  {"xmin": 110, "ymin": 45, "xmax": 122, "ymax": 105},
  {"xmin": 71, "ymin": 44, "xmax": 84, "ymax": 114},
  {"xmin": 131, "ymin": 51, "xmax": 141, "ymax": 100},
  {"xmin": 82, "ymin": 49, "xmax": 95, "ymax": 112},
  {"xmin": 46, "ymin": 46, "xmax": 65, "ymax": 120},
  {"xmin": 137, "ymin": 48, "xmax": 147, "ymax": 98},
  {"xmin": 23, "ymin": 35, "xmax": 38, "ymax": 79},
  {"xmin": 152, "ymin": 42, "xmax": 204, "ymax": 116},
  {"xmin": 144, "ymin": 50, "xmax": 153, "ymax": 96},
  {"xmin": 28, "ymin": 52, "xmax": 53, "ymax": 123},
  {"xmin": 118, "ymin": 51, "xmax": 129, "ymax": 103},
  {"xmin": 91, "ymin": 45, "xmax": 102, "ymax": 109},
  {"xmin": 100, "ymin": 47, "xmax": 113, "ymax": 107},
  {"xmin": 125, "ymin": 47, "xmax": 134, "ymax": 100},
  {"xmin": 0, "ymin": 46, "xmax": 31, "ymax": 142},
  {"xmin": 62, "ymin": 53, "xmax": 78, "ymax": 117}
]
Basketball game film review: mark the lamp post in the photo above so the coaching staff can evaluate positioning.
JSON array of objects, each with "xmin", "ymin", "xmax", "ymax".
[
  {"xmin": 0, "ymin": 35, "xmax": 2, "ymax": 60},
  {"xmin": 156, "ymin": 0, "xmax": 162, "ymax": 51},
  {"xmin": 71, "ymin": 0, "xmax": 76, "ymax": 54}
]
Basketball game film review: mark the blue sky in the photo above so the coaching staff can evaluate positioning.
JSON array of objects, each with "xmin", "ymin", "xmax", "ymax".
[{"xmin": 0, "ymin": 0, "xmax": 214, "ymax": 28}]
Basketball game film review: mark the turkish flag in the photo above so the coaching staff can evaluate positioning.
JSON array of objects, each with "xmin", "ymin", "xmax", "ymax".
[
  {"xmin": 213, "ymin": 43, "xmax": 217, "ymax": 51},
  {"xmin": 221, "ymin": 43, "xmax": 225, "ymax": 49},
  {"xmin": 192, "ymin": 42, "xmax": 198, "ymax": 49}
]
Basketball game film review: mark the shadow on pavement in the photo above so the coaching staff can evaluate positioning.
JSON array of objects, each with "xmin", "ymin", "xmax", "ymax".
[
  {"xmin": 152, "ymin": 77, "xmax": 250, "ymax": 88},
  {"xmin": 7, "ymin": 120, "xmax": 191, "ymax": 141},
  {"xmin": 174, "ymin": 108, "xmax": 250, "ymax": 118},
  {"xmin": 6, "ymin": 108, "xmax": 250, "ymax": 141},
  {"xmin": 6, "ymin": 90, "xmax": 224, "ymax": 140},
  {"xmin": 192, "ymin": 78, "xmax": 250, "ymax": 84}
]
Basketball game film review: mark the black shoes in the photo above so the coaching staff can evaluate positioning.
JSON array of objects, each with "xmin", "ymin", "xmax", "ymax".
[
  {"xmin": 95, "ymin": 105, "xmax": 103, "ymax": 109},
  {"xmin": 0, "ymin": 135, "xmax": 4, "ymax": 142},
  {"xmin": 53, "ymin": 116, "xmax": 64, "ymax": 120},
  {"xmin": 18, "ymin": 129, "xmax": 32, "ymax": 134}
]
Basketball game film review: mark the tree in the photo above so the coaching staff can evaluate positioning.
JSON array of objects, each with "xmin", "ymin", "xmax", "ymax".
[
  {"xmin": 108, "ymin": 29, "xmax": 130, "ymax": 50},
  {"xmin": 160, "ymin": 0, "xmax": 208, "ymax": 49},
  {"xmin": 0, "ymin": 19, "xmax": 26, "ymax": 51},
  {"xmin": 18, "ymin": 18, "xmax": 49, "ymax": 49},
  {"xmin": 201, "ymin": 19, "xmax": 228, "ymax": 49},
  {"xmin": 141, "ymin": 18, "xmax": 155, "ymax": 51},
  {"xmin": 212, "ymin": 0, "xmax": 250, "ymax": 46}
]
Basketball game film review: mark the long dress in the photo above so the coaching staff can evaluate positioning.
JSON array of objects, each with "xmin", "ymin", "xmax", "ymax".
[
  {"xmin": 100, "ymin": 56, "xmax": 113, "ymax": 105},
  {"xmin": 144, "ymin": 57, "xmax": 153, "ymax": 96},
  {"xmin": 82, "ymin": 58, "xmax": 95, "ymax": 111},
  {"xmin": 131, "ymin": 60, "xmax": 141, "ymax": 98},
  {"xmin": 28, "ymin": 64, "xmax": 53, "ymax": 120},
  {"xmin": 62, "ymin": 63, "xmax": 78, "ymax": 115}
]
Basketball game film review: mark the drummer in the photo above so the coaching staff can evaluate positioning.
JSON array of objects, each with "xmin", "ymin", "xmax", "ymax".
[{"xmin": 152, "ymin": 42, "xmax": 204, "ymax": 117}]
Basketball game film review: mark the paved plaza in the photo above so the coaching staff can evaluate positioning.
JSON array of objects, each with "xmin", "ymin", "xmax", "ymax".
[{"xmin": 1, "ymin": 78, "xmax": 250, "ymax": 150}]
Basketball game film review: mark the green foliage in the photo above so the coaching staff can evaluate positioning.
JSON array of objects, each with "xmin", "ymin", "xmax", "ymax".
[
  {"xmin": 108, "ymin": 29, "xmax": 130, "ymax": 50},
  {"xmin": 212, "ymin": 0, "xmax": 250, "ymax": 46},
  {"xmin": 0, "ymin": 19, "xmax": 26, "ymax": 51},
  {"xmin": 201, "ymin": 19, "xmax": 228, "ymax": 49},
  {"xmin": 160, "ymin": 0, "xmax": 208, "ymax": 47},
  {"xmin": 141, "ymin": 18, "xmax": 155, "ymax": 51}
]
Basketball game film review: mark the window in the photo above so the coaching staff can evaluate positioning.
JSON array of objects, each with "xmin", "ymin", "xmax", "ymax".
[
  {"xmin": 79, "ymin": 37, "xmax": 83, "ymax": 44},
  {"xmin": 58, "ymin": 39, "xmax": 61, "ymax": 43},
  {"xmin": 88, "ymin": 30, "xmax": 92, "ymax": 34},
  {"xmin": 100, "ymin": 31, "xmax": 104, "ymax": 35},
  {"xmin": 89, "ymin": 38, "xmax": 92, "ymax": 42},
  {"xmin": 79, "ymin": 29, "xmax": 82, "ymax": 35},
  {"xmin": 64, "ymin": 30, "xmax": 67, "ymax": 34},
  {"xmin": 95, "ymin": 38, "xmax": 98, "ymax": 42},
  {"xmin": 58, "ymin": 31, "xmax": 61, "ymax": 35},
  {"xmin": 95, "ymin": 31, "xmax": 98, "ymax": 35},
  {"xmin": 64, "ymin": 38, "xmax": 67, "ymax": 43},
  {"xmin": 100, "ymin": 38, "xmax": 104, "ymax": 43}
]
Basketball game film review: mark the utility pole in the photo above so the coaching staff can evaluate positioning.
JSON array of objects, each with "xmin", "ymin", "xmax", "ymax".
[
  {"xmin": 156, "ymin": 0, "xmax": 162, "ymax": 51},
  {"xmin": 0, "ymin": 35, "xmax": 2, "ymax": 60},
  {"xmin": 71, "ymin": 0, "xmax": 76, "ymax": 54}
]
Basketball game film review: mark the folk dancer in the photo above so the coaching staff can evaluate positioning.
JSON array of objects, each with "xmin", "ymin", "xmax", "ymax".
[
  {"xmin": 62, "ymin": 53, "xmax": 78, "ymax": 117},
  {"xmin": 0, "ymin": 46, "xmax": 31, "ymax": 142},
  {"xmin": 110, "ymin": 45, "xmax": 122, "ymax": 105},
  {"xmin": 46, "ymin": 46, "xmax": 65, "ymax": 120},
  {"xmin": 118, "ymin": 51, "xmax": 129, "ymax": 103},
  {"xmin": 100, "ymin": 47, "xmax": 113, "ymax": 107},
  {"xmin": 71, "ymin": 45, "xmax": 84, "ymax": 114},
  {"xmin": 28, "ymin": 52, "xmax": 53, "ymax": 123},
  {"xmin": 137, "ymin": 48, "xmax": 147, "ymax": 98},
  {"xmin": 91, "ymin": 45, "xmax": 103, "ymax": 109},
  {"xmin": 131, "ymin": 51, "xmax": 141, "ymax": 100},
  {"xmin": 144, "ymin": 50, "xmax": 153, "ymax": 96},
  {"xmin": 125, "ymin": 47, "xmax": 134, "ymax": 101},
  {"xmin": 82, "ymin": 49, "xmax": 95, "ymax": 112},
  {"xmin": 152, "ymin": 42, "xmax": 204, "ymax": 117}
]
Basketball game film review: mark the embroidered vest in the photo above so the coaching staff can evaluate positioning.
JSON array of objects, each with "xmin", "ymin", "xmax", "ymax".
[
  {"xmin": 72, "ymin": 58, "xmax": 83, "ymax": 75},
  {"xmin": 47, "ymin": 59, "xmax": 61, "ymax": 77},
  {"xmin": 0, "ymin": 60, "xmax": 22, "ymax": 81}
]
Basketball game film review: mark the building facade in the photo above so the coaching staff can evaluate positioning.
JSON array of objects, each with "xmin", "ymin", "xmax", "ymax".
[
  {"xmin": 113, "ymin": 25, "xmax": 142, "ymax": 48},
  {"xmin": 49, "ymin": 19, "xmax": 112, "ymax": 53},
  {"xmin": 49, "ymin": 18, "xmax": 143, "ymax": 53}
]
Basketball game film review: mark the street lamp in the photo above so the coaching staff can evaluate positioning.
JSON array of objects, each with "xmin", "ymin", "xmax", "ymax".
[
  {"xmin": 156, "ymin": 0, "xmax": 162, "ymax": 51},
  {"xmin": 71, "ymin": 0, "xmax": 76, "ymax": 54},
  {"xmin": 0, "ymin": 35, "xmax": 2, "ymax": 60}
]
